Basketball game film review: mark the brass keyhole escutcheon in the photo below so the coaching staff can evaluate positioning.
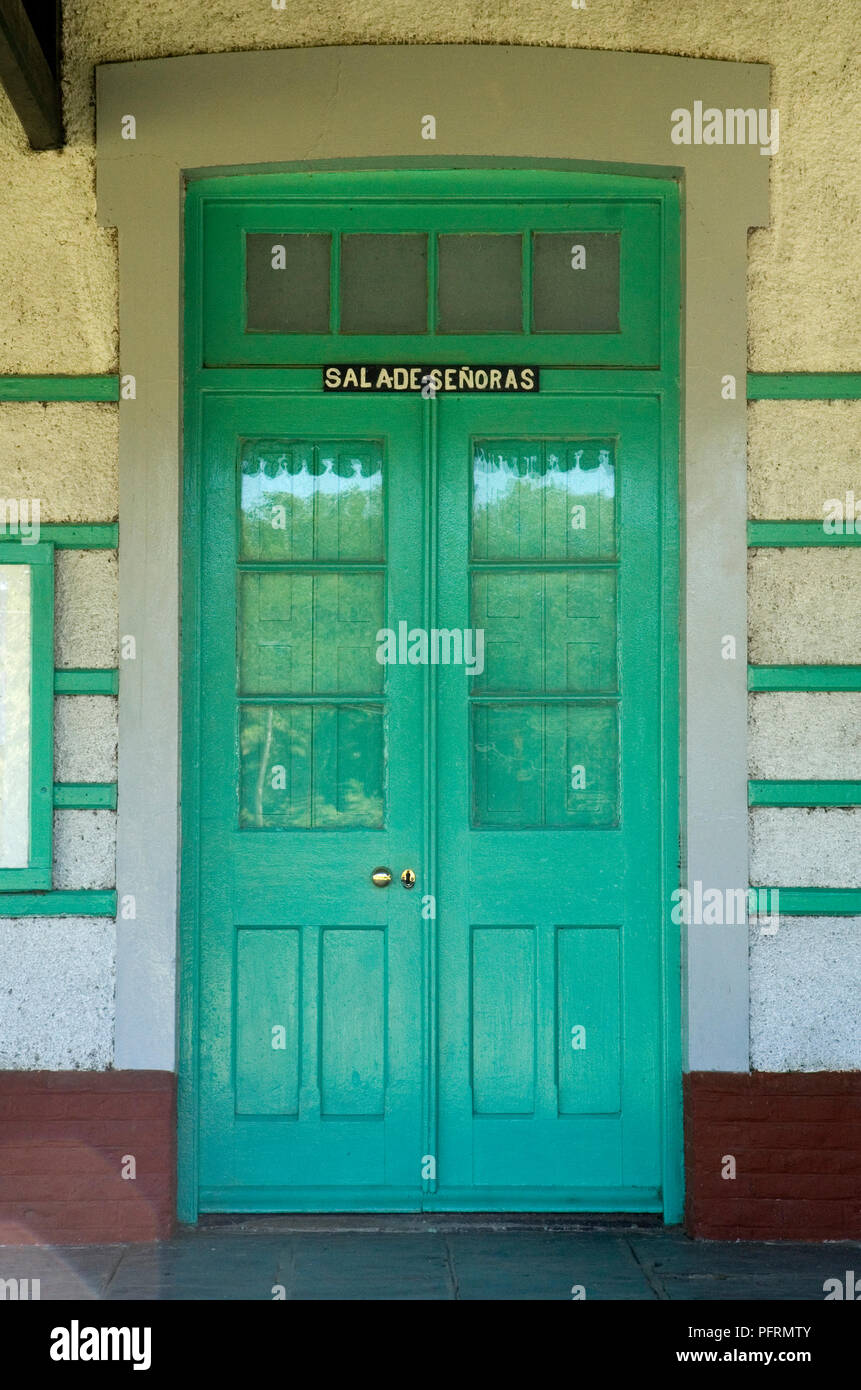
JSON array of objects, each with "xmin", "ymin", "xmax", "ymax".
[
  {"xmin": 400, "ymin": 868, "xmax": 416, "ymax": 889},
  {"xmin": 371, "ymin": 867, "xmax": 393, "ymax": 887}
]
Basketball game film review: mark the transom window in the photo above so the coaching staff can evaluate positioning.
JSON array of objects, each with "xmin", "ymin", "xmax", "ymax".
[{"xmin": 197, "ymin": 170, "xmax": 663, "ymax": 367}]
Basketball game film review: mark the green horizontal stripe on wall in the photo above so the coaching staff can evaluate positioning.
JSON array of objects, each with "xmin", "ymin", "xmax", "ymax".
[
  {"xmin": 747, "ymin": 521, "xmax": 861, "ymax": 547},
  {"xmin": 748, "ymin": 665, "xmax": 861, "ymax": 692},
  {"xmin": 54, "ymin": 669, "xmax": 119, "ymax": 695},
  {"xmin": 749, "ymin": 780, "xmax": 861, "ymax": 807},
  {"xmin": 752, "ymin": 887, "xmax": 861, "ymax": 916},
  {"xmin": 54, "ymin": 783, "xmax": 117, "ymax": 809},
  {"xmin": 747, "ymin": 373, "xmax": 861, "ymax": 400},
  {"xmin": 37, "ymin": 524, "xmax": 118, "ymax": 548},
  {"xmin": 0, "ymin": 890, "xmax": 117, "ymax": 917},
  {"xmin": 0, "ymin": 375, "xmax": 119, "ymax": 402}
]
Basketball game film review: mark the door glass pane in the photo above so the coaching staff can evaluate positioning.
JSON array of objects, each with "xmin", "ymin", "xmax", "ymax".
[
  {"xmin": 471, "ymin": 570, "xmax": 617, "ymax": 695},
  {"xmin": 472, "ymin": 438, "xmax": 616, "ymax": 561},
  {"xmin": 340, "ymin": 234, "xmax": 427, "ymax": 333},
  {"xmin": 239, "ymin": 703, "xmax": 384, "ymax": 829},
  {"xmin": 472, "ymin": 702, "xmax": 618, "ymax": 828},
  {"xmin": 239, "ymin": 571, "xmax": 384, "ymax": 697},
  {"xmin": 437, "ymin": 234, "xmax": 522, "ymax": 333},
  {"xmin": 0, "ymin": 564, "xmax": 31, "ymax": 866},
  {"xmin": 246, "ymin": 233, "xmax": 331, "ymax": 333},
  {"xmin": 470, "ymin": 433, "xmax": 620, "ymax": 830},
  {"xmin": 532, "ymin": 232, "xmax": 620, "ymax": 332},
  {"xmin": 239, "ymin": 439, "xmax": 383, "ymax": 562},
  {"xmin": 237, "ymin": 433, "xmax": 387, "ymax": 831}
]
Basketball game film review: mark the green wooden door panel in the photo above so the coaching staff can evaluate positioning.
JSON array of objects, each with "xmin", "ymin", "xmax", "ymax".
[
  {"xmin": 433, "ymin": 392, "xmax": 664, "ymax": 1203},
  {"xmin": 196, "ymin": 392, "xmax": 426, "ymax": 1209},
  {"xmin": 235, "ymin": 927, "xmax": 300, "ymax": 1116},
  {"xmin": 557, "ymin": 926, "xmax": 621, "ymax": 1115},
  {"xmin": 194, "ymin": 388, "xmax": 669, "ymax": 1209}
]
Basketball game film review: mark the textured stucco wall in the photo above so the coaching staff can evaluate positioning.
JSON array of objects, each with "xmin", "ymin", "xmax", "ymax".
[
  {"xmin": 748, "ymin": 401, "xmax": 861, "ymax": 520},
  {"xmin": 54, "ymin": 551, "xmax": 119, "ymax": 668},
  {"xmin": 748, "ymin": 550, "xmax": 861, "ymax": 664},
  {"xmin": 0, "ymin": 404, "xmax": 117, "ymax": 519},
  {"xmin": 55, "ymin": 695, "xmax": 118, "ymax": 783},
  {"xmin": 749, "ymin": 694, "xmax": 861, "ymax": 779},
  {"xmin": 0, "ymin": 2, "xmax": 858, "ymax": 1069},
  {"xmin": 0, "ymin": 920, "xmax": 114, "ymax": 1069},
  {"xmin": 0, "ymin": 0, "xmax": 858, "ymax": 372},
  {"xmin": 751, "ymin": 809, "xmax": 861, "ymax": 888},
  {"xmin": 747, "ymin": 389, "xmax": 861, "ymax": 1052},
  {"xmin": 751, "ymin": 921, "xmax": 861, "ymax": 1071}
]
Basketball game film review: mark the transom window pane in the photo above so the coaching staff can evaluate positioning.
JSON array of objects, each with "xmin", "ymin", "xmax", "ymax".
[
  {"xmin": 246, "ymin": 233, "xmax": 331, "ymax": 332},
  {"xmin": 437, "ymin": 234, "xmax": 522, "ymax": 333},
  {"xmin": 0, "ymin": 564, "xmax": 32, "ymax": 867},
  {"xmin": 340, "ymin": 234, "xmax": 428, "ymax": 334},
  {"xmin": 243, "ymin": 228, "xmax": 626, "ymax": 337},
  {"xmin": 532, "ymin": 232, "xmax": 620, "ymax": 333}
]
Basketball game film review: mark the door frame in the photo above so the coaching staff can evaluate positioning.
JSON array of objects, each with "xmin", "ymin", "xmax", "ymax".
[
  {"xmin": 181, "ymin": 165, "xmax": 682, "ymax": 1220},
  {"xmin": 94, "ymin": 44, "xmax": 773, "ymax": 1229}
]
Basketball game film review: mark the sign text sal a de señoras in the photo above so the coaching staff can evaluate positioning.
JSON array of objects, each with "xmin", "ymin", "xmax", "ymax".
[{"xmin": 324, "ymin": 364, "xmax": 539, "ymax": 393}]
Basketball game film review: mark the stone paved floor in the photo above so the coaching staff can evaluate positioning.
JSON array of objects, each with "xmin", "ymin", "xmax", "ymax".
[{"xmin": 2, "ymin": 1218, "xmax": 859, "ymax": 1300}]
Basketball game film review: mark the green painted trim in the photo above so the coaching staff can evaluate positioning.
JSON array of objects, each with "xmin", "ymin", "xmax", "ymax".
[
  {"xmin": 37, "ymin": 524, "xmax": 118, "ymax": 549},
  {"xmin": 749, "ymin": 780, "xmax": 861, "ymax": 807},
  {"xmin": 199, "ymin": 1185, "xmax": 663, "ymax": 1213},
  {"xmin": 747, "ymin": 373, "xmax": 861, "ymax": 400},
  {"xmin": 0, "ymin": 375, "xmax": 119, "ymax": 402},
  {"xmin": 748, "ymin": 520, "xmax": 861, "ymax": 547},
  {"xmin": 54, "ymin": 668, "xmax": 119, "ymax": 695},
  {"xmin": 0, "ymin": 889, "xmax": 117, "ymax": 917},
  {"xmin": 748, "ymin": 665, "xmax": 861, "ymax": 692},
  {"xmin": 54, "ymin": 783, "xmax": 117, "ymax": 809},
  {"xmin": 0, "ymin": 866, "xmax": 51, "ymax": 888},
  {"xmin": 752, "ymin": 887, "xmax": 861, "ymax": 916}
]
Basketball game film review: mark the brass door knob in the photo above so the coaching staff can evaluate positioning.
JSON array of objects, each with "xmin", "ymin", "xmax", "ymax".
[
  {"xmin": 371, "ymin": 867, "xmax": 393, "ymax": 887},
  {"xmin": 400, "ymin": 868, "xmax": 416, "ymax": 889}
]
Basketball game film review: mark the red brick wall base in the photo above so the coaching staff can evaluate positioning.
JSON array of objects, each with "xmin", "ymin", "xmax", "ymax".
[
  {"xmin": 0, "ymin": 1072, "xmax": 175, "ymax": 1244},
  {"xmin": 685, "ymin": 1072, "xmax": 861, "ymax": 1240},
  {"xmin": 3, "ymin": 1069, "xmax": 859, "ymax": 1243}
]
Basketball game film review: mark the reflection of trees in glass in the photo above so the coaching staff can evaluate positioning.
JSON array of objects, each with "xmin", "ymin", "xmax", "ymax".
[
  {"xmin": 252, "ymin": 705, "xmax": 274, "ymax": 827},
  {"xmin": 472, "ymin": 438, "xmax": 616, "ymax": 560},
  {"xmin": 472, "ymin": 702, "xmax": 618, "ymax": 828},
  {"xmin": 0, "ymin": 565, "xmax": 32, "ymax": 867},
  {"xmin": 239, "ymin": 704, "xmax": 383, "ymax": 829},
  {"xmin": 240, "ymin": 441, "xmax": 384, "ymax": 562},
  {"xmin": 474, "ymin": 440, "xmax": 614, "ymax": 506}
]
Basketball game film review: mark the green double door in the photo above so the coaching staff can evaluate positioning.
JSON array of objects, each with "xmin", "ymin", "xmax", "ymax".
[{"xmin": 196, "ymin": 386, "xmax": 666, "ymax": 1212}]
